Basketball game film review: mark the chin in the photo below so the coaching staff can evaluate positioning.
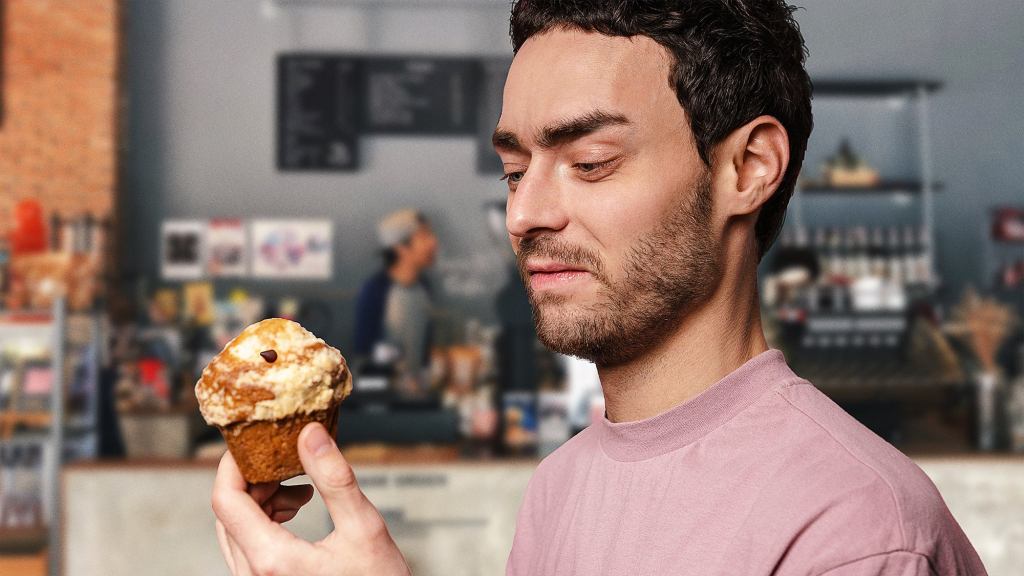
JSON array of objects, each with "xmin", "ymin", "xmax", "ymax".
[{"xmin": 531, "ymin": 303, "xmax": 619, "ymax": 363}]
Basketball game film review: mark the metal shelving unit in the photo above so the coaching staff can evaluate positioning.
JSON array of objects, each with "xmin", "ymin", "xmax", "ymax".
[
  {"xmin": 0, "ymin": 299, "xmax": 102, "ymax": 576},
  {"xmin": 790, "ymin": 78, "xmax": 943, "ymax": 286},
  {"xmin": 774, "ymin": 78, "xmax": 956, "ymax": 399}
]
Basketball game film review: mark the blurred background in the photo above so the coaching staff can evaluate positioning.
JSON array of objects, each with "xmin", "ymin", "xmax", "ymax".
[{"xmin": 1, "ymin": 0, "xmax": 1023, "ymax": 574}]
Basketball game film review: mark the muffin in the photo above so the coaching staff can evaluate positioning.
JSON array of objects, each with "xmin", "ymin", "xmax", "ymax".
[{"xmin": 195, "ymin": 318, "xmax": 352, "ymax": 483}]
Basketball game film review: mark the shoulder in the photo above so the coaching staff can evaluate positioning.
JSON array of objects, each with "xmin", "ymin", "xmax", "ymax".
[
  {"xmin": 523, "ymin": 425, "xmax": 600, "ymax": 499},
  {"xmin": 772, "ymin": 381, "xmax": 948, "ymax": 530},
  {"xmin": 758, "ymin": 380, "xmax": 982, "ymax": 571},
  {"xmin": 357, "ymin": 270, "xmax": 392, "ymax": 298}
]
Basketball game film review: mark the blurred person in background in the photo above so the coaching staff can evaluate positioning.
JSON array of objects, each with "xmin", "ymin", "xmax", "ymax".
[
  {"xmin": 353, "ymin": 209, "xmax": 438, "ymax": 390},
  {"xmin": 211, "ymin": 1, "xmax": 987, "ymax": 574}
]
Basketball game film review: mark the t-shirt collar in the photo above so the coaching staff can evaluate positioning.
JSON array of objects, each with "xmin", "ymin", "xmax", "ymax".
[{"xmin": 598, "ymin": 349, "xmax": 796, "ymax": 462}]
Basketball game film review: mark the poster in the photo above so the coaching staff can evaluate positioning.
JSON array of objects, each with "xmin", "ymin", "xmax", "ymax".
[
  {"xmin": 160, "ymin": 220, "xmax": 206, "ymax": 280},
  {"xmin": 206, "ymin": 219, "xmax": 248, "ymax": 277},
  {"xmin": 183, "ymin": 281, "xmax": 215, "ymax": 326},
  {"xmin": 250, "ymin": 219, "xmax": 333, "ymax": 279}
]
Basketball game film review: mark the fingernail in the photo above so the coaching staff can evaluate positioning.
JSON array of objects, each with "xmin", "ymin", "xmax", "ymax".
[{"xmin": 304, "ymin": 424, "xmax": 333, "ymax": 457}]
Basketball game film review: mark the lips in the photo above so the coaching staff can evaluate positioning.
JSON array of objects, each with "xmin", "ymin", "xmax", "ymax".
[
  {"xmin": 524, "ymin": 260, "xmax": 593, "ymax": 292},
  {"xmin": 526, "ymin": 261, "xmax": 589, "ymax": 275}
]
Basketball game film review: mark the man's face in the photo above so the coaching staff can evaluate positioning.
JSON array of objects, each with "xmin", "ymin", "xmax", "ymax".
[
  {"xmin": 493, "ymin": 29, "xmax": 721, "ymax": 366},
  {"xmin": 409, "ymin": 223, "xmax": 438, "ymax": 269}
]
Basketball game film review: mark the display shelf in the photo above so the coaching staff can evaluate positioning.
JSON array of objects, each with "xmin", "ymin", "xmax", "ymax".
[
  {"xmin": 0, "ymin": 312, "xmax": 53, "ymax": 324},
  {"xmin": 0, "ymin": 412, "xmax": 97, "ymax": 430},
  {"xmin": 0, "ymin": 549, "xmax": 46, "ymax": 576},
  {"xmin": 0, "ymin": 411, "xmax": 52, "ymax": 428},
  {"xmin": 789, "ymin": 77, "xmax": 941, "ymax": 283},
  {"xmin": 812, "ymin": 78, "xmax": 942, "ymax": 96},
  {"xmin": 777, "ymin": 78, "xmax": 943, "ymax": 373},
  {"xmin": 799, "ymin": 180, "xmax": 944, "ymax": 195},
  {"xmin": 0, "ymin": 299, "xmax": 102, "ymax": 576},
  {"xmin": 0, "ymin": 526, "xmax": 48, "ymax": 553}
]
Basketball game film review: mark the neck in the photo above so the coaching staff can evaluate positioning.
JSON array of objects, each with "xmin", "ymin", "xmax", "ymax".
[
  {"xmin": 388, "ymin": 260, "xmax": 419, "ymax": 286},
  {"xmin": 598, "ymin": 236, "xmax": 768, "ymax": 423}
]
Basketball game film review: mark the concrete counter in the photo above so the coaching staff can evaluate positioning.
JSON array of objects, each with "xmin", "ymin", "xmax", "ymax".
[{"xmin": 61, "ymin": 455, "xmax": 1023, "ymax": 575}]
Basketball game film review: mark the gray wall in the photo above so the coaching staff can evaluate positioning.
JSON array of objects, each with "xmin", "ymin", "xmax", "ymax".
[{"xmin": 122, "ymin": 0, "xmax": 1024, "ymax": 348}]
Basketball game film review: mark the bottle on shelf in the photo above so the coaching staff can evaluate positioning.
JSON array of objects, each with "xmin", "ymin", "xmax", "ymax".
[
  {"xmin": 857, "ymin": 226, "xmax": 872, "ymax": 280},
  {"xmin": 902, "ymin": 226, "xmax": 919, "ymax": 285},
  {"xmin": 870, "ymin": 226, "xmax": 886, "ymax": 278},
  {"xmin": 826, "ymin": 227, "xmax": 843, "ymax": 282},
  {"xmin": 812, "ymin": 227, "xmax": 828, "ymax": 276},
  {"xmin": 1008, "ymin": 345, "xmax": 1024, "ymax": 452},
  {"xmin": 886, "ymin": 226, "xmax": 903, "ymax": 285},
  {"xmin": 794, "ymin": 226, "xmax": 809, "ymax": 250},
  {"xmin": 915, "ymin": 226, "xmax": 933, "ymax": 286}
]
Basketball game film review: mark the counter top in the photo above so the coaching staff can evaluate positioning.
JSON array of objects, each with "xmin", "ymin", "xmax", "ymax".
[{"xmin": 62, "ymin": 450, "xmax": 1024, "ymax": 471}]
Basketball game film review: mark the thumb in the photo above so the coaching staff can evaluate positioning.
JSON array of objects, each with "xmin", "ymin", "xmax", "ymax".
[{"xmin": 298, "ymin": 422, "xmax": 368, "ymax": 522}]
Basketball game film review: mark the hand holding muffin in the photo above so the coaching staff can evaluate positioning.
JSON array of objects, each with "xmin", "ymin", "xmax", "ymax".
[
  {"xmin": 212, "ymin": 423, "xmax": 410, "ymax": 576},
  {"xmin": 203, "ymin": 319, "xmax": 410, "ymax": 575}
]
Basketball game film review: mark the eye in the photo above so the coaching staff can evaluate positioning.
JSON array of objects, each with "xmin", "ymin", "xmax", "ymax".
[
  {"xmin": 500, "ymin": 171, "xmax": 525, "ymax": 184},
  {"xmin": 574, "ymin": 158, "xmax": 616, "ymax": 178}
]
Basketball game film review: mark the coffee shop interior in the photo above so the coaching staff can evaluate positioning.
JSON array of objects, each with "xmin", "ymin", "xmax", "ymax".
[{"xmin": 1, "ymin": 0, "xmax": 1023, "ymax": 574}]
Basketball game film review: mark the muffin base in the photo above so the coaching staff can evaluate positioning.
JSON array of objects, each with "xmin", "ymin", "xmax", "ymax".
[{"xmin": 219, "ymin": 405, "xmax": 339, "ymax": 484}]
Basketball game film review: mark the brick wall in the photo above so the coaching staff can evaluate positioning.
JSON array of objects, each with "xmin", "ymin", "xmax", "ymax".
[{"xmin": 0, "ymin": 0, "xmax": 119, "ymax": 237}]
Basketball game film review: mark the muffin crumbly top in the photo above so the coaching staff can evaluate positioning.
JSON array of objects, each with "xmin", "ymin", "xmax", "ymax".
[{"xmin": 194, "ymin": 318, "xmax": 351, "ymax": 426}]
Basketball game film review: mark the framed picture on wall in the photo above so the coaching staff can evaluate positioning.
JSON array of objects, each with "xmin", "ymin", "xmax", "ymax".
[
  {"xmin": 250, "ymin": 219, "xmax": 333, "ymax": 279},
  {"xmin": 206, "ymin": 219, "xmax": 248, "ymax": 277},
  {"xmin": 160, "ymin": 220, "xmax": 206, "ymax": 280}
]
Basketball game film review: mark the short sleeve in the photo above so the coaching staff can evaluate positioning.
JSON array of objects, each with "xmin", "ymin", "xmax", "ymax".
[{"xmin": 818, "ymin": 551, "xmax": 936, "ymax": 576}]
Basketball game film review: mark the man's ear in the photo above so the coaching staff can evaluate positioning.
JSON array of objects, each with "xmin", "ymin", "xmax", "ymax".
[{"xmin": 713, "ymin": 115, "xmax": 790, "ymax": 218}]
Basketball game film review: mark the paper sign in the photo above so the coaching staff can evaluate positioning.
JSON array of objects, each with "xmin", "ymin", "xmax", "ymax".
[
  {"xmin": 251, "ymin": 219, "xmax": 333, "ymax": 279},
  {"xmin": 160, "ymin": 220, "xmax": 206, "ymax": 280}
]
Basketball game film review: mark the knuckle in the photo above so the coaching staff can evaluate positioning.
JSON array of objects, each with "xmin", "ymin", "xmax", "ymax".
[
  {"xmin": 210, "ymin": 491, "xmax": 227, "ymax": 518},
  {"xmin": 321, "ymin": 460, "xmax": 359, "ymax": 493},
  {"xmin": 359, "ymin": 509, "xmax": 392, "ymax": 542}
]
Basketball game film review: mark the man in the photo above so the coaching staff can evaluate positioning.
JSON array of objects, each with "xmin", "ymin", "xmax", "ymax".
[
  {"xmin": 211, "ymin": 1, "xmax": 987, "ymax": 574},
  {"xmin": 353, "ymin": 209, "xmax": 438, "ymax": 386}
]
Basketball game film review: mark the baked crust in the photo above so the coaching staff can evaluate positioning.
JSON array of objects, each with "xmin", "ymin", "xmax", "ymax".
[{"xmin": 221, "ymin": 406, "xmax": 339, "ymax": 483}]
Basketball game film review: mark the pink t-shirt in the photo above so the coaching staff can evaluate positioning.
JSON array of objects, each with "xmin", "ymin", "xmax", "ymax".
[{"xmin": 506, "ymin": 349, "xmax": 986, "ymax": 575}]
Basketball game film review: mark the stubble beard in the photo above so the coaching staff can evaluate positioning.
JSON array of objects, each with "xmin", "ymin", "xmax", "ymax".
[{"xmin": 516, "ymin": 172, "xmax": 719, "ymax": 367}]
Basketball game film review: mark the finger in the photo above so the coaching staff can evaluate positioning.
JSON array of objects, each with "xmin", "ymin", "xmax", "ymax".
[
  {"xmin": 217, "ymin": 518, "xmax": 254, "ymax": 576},
  {"xmin": 264, "ymin": 481, "xmax": 311, "ymax": 508},
  {"xmin": 212, "ymin": 451, "xmax": 313, "ymax": 570},
  {"xmin": 297, "ymin": 422, "xmax": 372, "ymax": 523},
  {"xmin": 262, "ymin": 483, "xmax": 314, "ymax": 515},
  {"xmin": 247, "ymin": 481, "xmax": 281, "ymax": 506},
  {"xmin": 227, "ymin": 528, "xmax": 256, "ymax": 576},
  {"xmin": 214, "ymin": 519, "xmax": 237, "ymax": 574},
  {"xmin": 270, "ymin": 508, "xmax": 300, "ymax": 524}
]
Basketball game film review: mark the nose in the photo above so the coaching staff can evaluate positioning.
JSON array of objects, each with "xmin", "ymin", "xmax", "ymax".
[{"xmin": 506, "ymin": 166, "xmax": 569, "ymax": 240}]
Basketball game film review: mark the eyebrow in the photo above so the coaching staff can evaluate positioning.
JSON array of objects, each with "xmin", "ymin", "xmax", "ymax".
[{"xmin": 492, "ymin": 109, "xmax": 631, "ymax": 154}]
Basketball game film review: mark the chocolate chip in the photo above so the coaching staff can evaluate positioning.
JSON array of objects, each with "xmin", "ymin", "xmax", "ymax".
[{"xmin": 260, "ymin": 350, "xmax": 278, "ymax": 363}]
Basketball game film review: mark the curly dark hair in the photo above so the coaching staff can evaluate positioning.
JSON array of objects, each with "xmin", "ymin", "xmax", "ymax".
[{"xmin": 510, "ymin": 0, "xmax": 813, "ymax": 259}]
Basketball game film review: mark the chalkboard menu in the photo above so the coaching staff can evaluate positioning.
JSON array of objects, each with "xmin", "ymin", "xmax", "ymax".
[
  {"xmin": 360, "ymin": 57, "xmax": 481, "ymax": 135},
  {"xmin": 476, "ymin": 59, "xmax": 513, "ymax": 174},
  {"xmin": 277, "ymin": 54, "xmax": 499, "ymax": 172},
  {"xmin": 277, "ymin": 55, "xmax": 360, "ymax": 171}
]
